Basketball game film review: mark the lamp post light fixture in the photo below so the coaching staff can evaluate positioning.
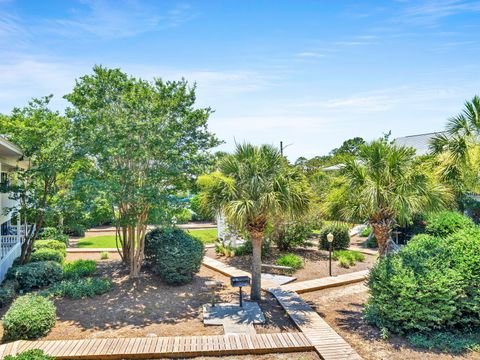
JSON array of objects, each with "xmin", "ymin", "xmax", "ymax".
[{"xmin": 327, "ymin": 232, "xmax": 334, "ymax": 277}]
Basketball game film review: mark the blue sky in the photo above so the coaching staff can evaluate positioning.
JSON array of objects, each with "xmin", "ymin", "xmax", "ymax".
[{"xmin": 1, "ymin": 0, "xmax": 480, "ymax": 160}]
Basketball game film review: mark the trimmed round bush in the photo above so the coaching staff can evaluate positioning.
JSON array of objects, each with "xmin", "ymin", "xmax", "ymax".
[
  {"xmin": 5, "ymin": 349, "xmax": 54, "ymax": 360},
  {"xmin": 425, "ymin": 211, "xmax": 474, "ymax": 237},
  {"xmin": 318, "ymin": 223, "xmax": 350, "ymax": 250},
  {"xmin": 63, "ymin": 260, "xmax": 97, "ymax": 279},
  {"xmin": 8, "ymin": 261, "xmax": 63, "ymax": 291},
  {"xmin": 34, "ymin": 240, "xmax": 67, "ymax": 256},
  {"xmin": 30, "ymin": 248, "xmax": 65, "ymax": 264},
  {"xmin": 365, "ymin": 227, "xmax": 480, "ymax": 335},
  {"xmin": 145, "ymin": 227, "xmax": 204, "ymax": 285},
  {"xmin": 2, "ymin": 294, "xmax": 56, "ymax": 341}
]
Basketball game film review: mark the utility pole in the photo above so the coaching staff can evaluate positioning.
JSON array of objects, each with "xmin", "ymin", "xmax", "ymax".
[{"xmin": 280, "ymin": 141, "xmax": 283, "ymax": 156}]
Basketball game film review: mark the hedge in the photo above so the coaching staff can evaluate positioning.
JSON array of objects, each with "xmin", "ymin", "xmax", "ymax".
[
  {"xmin": 34, "ymin": 240, "xmax": 67, "ymax": 256},
  {"xmin": 425, "ymin": 211, "xmax": 475, "ymax": 237},
  {"xmin": 30, "ymin": 248, "xmax": 65, "ymax": 264},
  {"xmin": 318, "ymin": 223, "xmax": 350, "ymax": 250},
  {"xmin": 7, "ymin": 261, "xmax": 63, "ymax": 291}
]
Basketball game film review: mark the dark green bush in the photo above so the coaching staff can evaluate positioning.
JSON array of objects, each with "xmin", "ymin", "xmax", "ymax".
[
  {"xmin": 270, "ymin": 219, "xmax": 313, "ymax": 251},
  {"xmin": 34, "ymin": 240, "xmax": 67, "ymax": 256},
  {"xmin": 425, "ymin": 211, "xmax": 474, "ymax": 237},
  {"xmin": 30, "ymin": 248, "xmax": 65, "ymax": 264},
  {"xmin": 63, "ymin": 224, "xmax": 86, "ymax": 237},
  {"xmin": 145, "ymin": 227, "xmax": 204, "ymax": 285},
  {"xmin": 190, "ymin": 194, "xmax": 213, "ymax": 221},
  {"xmin": 365, "ymin": 227, "xmax": 480, "ymax": 335},
  {"xmin": 5, "ymin": 349, "xmax": 54, "ymax": 360},
  {"xmin": 2, "ymin": 294, "xmax": 56, "ymax": 341},
  {"xmin": 8, "ymin": 261, "xmax": 63, "ymax": 291},
  {"xmin": 39, "ymin": 227, "xmax": 69, "ymax": 246},
  {"xmin": 318, "ymin": 223, "xmax": 350, "ymax": 250},
  {"xmin": 48, "ymin": 277, "xmax": 112, "ymax": 299},
  {"xmin": 63, "ymin": 260, "xmax": 96, "ymax": 279},
  {"xmin": 0, "ymin": 280, "xmax": 18, "ymax": 308}
]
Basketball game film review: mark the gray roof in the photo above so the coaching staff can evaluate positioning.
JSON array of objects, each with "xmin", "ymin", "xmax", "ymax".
[{"xmin": 394, "ymin": 131, "xmax": 448, "ymax": 156}]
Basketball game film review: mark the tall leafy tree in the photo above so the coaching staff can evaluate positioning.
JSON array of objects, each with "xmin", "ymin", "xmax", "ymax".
[
  {"xmin": 0, "ymin": 96, "xmax": 74, "ymax": 263},
  {"xmin": 198, "ymin": 143, "xmax": 310, "ymax": 300},
  {"xmin": 333, "ymin": 140, "xmax": 450, "ymax": 256},
  {"xmin": 431, "ymin": 96, "xmax": 480, "ymax": 195},
  {"xmin": 65, "ymin": 66, "xmax": 219, "ymax": 278}
]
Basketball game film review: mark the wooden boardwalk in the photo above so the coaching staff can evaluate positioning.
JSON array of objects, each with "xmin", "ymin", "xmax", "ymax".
[
  {"xmin": 270, "ymin": 288, "xmax": 362, "ymax": 360},
  {"xmin": 0, "ymin": 333, "xmax": 312, "ymax": 359},
  {"xmin": 281, "ymin": 270, "xmax": 369, "ymax": 294}
]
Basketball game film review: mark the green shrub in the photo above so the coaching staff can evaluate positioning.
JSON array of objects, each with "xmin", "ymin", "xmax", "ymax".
[
  {"xmin": 145, "ymin": 227, "xmax": 204, "ymax": 285},
  {"xmin": 332, "ymin": 250, "xmax": 365, "ymax": 268},
  {"xmin": 190, "ymin": 194, "xmax": 213, "ymax": 221},
  {"xmin": 39, "ymin": 227, "xmax": 69, "ymax": 246},
  {"xmin": 365, "ymin": 235, "xmax": 378, "ymax": 248},
  {"xmin": 0, "ymin": 280, "xmax": 18, "ymax": 308},
  {"xmin": 318, "ymin": 223, "xmax": 350, "ymax": 250},
  {"xmin": 270, "ymin": 219, "xmax": 313, "ymax": 251},
  {"xmin": 100, "ymin": 251, "xmax": 109, "ymax": 260},
  {"xmin": 2, "ymin": 294, "xmax": 56, "ymax": 341},
  {"xmin": 360, "ymin": 226, "xmax": 372, "ymax": 237},
  {"xmin": 425, "ymin": 211, "xmax": 475, "ymax": 237},
  {"xmin": 8, "ymin": 261, "xmax": 63, "ymax": 291},
  {"xmin": 63, "ymin": 260, "xmax": 96, "ymax": 279},
  {"xmin": 49, "ymin": 278, "xmax": 112, "ymax": 299},
  {"xmin": 30, "ymin": 248, "xmax": 65, "ymax": 264},
  {"xmin": 365, "ymin": 227, "xmax": 480, "ymax": 335},
  {"xmin": 63, "ymin": 224, "xmax": 86, "ymax": 237},
  {"xmin": 229, "ymin": 238, "xmax": 271, "ymax": 258},
  {"xmin": 5, "ymin": 349, "xmax": 54, "ymax": 360},
  {"xmin": 34, "ymin": 240, "xmax": 67, "ymax": 256},
  {"xmin": 408, "ymin": 330, "xmax": 480, "ymax": 354},
  {"xmin": 276, "ymin": 254, "xmax": 304, "ymax": 270}
]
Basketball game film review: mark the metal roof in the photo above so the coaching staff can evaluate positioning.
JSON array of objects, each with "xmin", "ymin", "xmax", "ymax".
[{"xmin": 393, "ymin": 131, "xmax": 448, "ymax": 156}]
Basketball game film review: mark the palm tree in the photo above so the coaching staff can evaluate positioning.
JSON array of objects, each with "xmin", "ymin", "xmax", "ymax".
[
  {"xmin": 198, "ymin": 143, "xmax": 310, "ymax": 300},
  {"xmin": 431, "ymin": 96, "xmax": 480, "ymax": 195},
  {"xmin": 335, "ymin": 140, "xmax": 450, "ymax": 256}
]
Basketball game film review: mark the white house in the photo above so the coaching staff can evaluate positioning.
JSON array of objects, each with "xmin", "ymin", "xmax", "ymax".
[{"xmin": 0, "ymin": 137, "xmax": 29, "ymax": 282}]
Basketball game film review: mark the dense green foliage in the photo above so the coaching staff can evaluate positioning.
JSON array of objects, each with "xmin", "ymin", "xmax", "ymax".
[
  {"xmin": 189, "ymin": 194, "xmax": 213, "ymax": 221},
  {"xmin": 0, "ymin": 280, "xmax": 18, "ymax": 308},
  {"xmin": 2, "ymin": 295, "xmax": 56, "ymax": 341},
  {"xmin": 5, "ymin": 349, "xmax": 54, "ymax": 360},
  {"xmin": 145, "ymin": 227, "xmax": 204, "ymax": 285},
  {"xmin": 34, "ymin": 240, "xmax": 67, "ymax": 256},
  {"xmin": 48, "ymin": 278, "xmax": 112, "ymax": 299},
  {"xmin": 332, "ymin": 250, "xmax": 365, "ymax": 268},
  {"xmin": 39, "ymin": 228, "xmax": 70, "ymax": 246},
  {"xmin": 318, "ymin": 223, "xmax": 350, "ymax": 250},
  {"xmin": 63, "ymin": 260, "xmax": 97, "ymax": 279},
  {"xmin": 408, "ymin": 330, "xmax": 480, "ymax": 354},
  {"xmin": 270, "ymin": 218, "xmax": 313, "ymax": 251},
  {"xmin": 360, "ymin": 226, "xmax": 372, "ymax": 237},
  {"xmin": 366, "ymin": 227, "xmax": 480, "ymax": 335},
  {"xmin": 276, "ymin": 254, "xmax": 304, "ymax": 270},
  {"xmin": 8, "ymin": 261, "xmax": 63, "ymax": 291},
  {"xmin": 425, "ymin": 211, "xmax": 474, "ymax": 237},
  {"xmin": 30, "ymin": 248, "xmax": 65, "ymax": 264}
]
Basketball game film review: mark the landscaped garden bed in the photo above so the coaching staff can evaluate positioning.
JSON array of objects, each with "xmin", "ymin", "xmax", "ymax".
[
  {"xmin": 205, "ymin": 246, "xmax": 377, "ymax": 282},
  {"xmin": 0, "ymin": 260, "xmax": 298, "ymax": 341}
]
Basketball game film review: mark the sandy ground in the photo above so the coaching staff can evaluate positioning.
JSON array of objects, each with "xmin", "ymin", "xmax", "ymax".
[
  {"xmin": 205, "ymin": 247, "xmax": 377, "ymax": 282},
  {"xmin": 301, "ymin": 284, "xmax": 480, "ymax": 360}
]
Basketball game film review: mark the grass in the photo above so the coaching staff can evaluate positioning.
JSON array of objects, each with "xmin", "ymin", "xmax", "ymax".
[
  {"xmin": 76, "ymin": 228, "xmax": 218, "ymax": 248},
  {"xmin": 332, "ymin": 250, "xmax": 365, "ymax": 268}
]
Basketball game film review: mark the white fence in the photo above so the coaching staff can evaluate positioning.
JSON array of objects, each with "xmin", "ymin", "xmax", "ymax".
[{"xmin": 0, "ymin": 236, "xmax": 22, "ymax": 283}]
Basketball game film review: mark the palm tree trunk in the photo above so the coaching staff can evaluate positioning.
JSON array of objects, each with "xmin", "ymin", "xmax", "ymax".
[
  {"xmin": 371, "ymin": 220, "xmax": 399, "ymax": 256},
  {"xmin": 250, "ymin": 232, "xmax": 263, "ymax": 301}
]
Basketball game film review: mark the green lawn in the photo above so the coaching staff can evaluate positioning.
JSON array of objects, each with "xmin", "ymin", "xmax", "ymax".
[{"xmin": 76, "ymin": 228, "xmax": 218, "ymax": 248}]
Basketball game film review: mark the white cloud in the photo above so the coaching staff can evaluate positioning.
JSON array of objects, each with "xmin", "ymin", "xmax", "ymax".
[
  {"xmin": 295, "ymin": 52, "xmax": 325, "ymax": 58},
  {"xmin": 399, "ymin": 0, "xmax": 480, "ymax": 25}
]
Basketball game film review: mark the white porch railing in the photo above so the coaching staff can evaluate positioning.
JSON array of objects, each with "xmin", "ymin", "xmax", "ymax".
[{"xmin": 0, "ymin": 235, "xmax": 23, "ymax": 283}]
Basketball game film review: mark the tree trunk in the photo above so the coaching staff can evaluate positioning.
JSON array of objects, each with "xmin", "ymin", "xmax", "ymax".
[
  {"xmin": 371, "ymin": 221, "xmax": 399, "ymax": 256},
  {"xmin": 250, "ymin": 232, "xmax": 263, "ymax": 301}
]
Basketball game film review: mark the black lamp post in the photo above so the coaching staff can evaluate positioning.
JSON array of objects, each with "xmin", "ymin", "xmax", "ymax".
[{"xmin": 327, "ymin": 232, "xmax": 334, "ymax": 277}]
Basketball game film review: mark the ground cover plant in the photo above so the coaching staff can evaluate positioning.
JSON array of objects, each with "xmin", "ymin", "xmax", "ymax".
[
  {"xmin": 63, "ymin": 259, "xmax": 97, "ymax": 279},
  {"xmin": 5, "ymin": 349, "xmax": 54, "ymax": 360},
  {"xmin": 332, "ymin": 250, "xmax": 365, "ymax": 268},
  {"xmin": 34, "ymin": 240, "xmax": 67, "ymax": 256},
  {"xmin": 145, "ymin": 227, "xmax": 204, "ymax": 285},
  {"xmin": 276, "ymin": 253, "xmax": 304, "ymax": 271},
  {"xmin": 2, "ymin": 294, "xmax": 56, "ymax": 341},
  {"xmin": 47, "ymin": 277, "xmax": 112, "ymax": 299},
  {"xmin": 29, "ymin": 248, "xmax": 65, "ymax": 264}
]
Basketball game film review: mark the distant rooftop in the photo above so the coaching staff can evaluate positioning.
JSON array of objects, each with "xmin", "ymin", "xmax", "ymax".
[{"xmin": 394, "ymin": 131, "xmax": 448, "ymax": 156}]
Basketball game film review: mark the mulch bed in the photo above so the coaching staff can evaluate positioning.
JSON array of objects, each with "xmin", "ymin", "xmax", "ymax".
[{"xmin": 205, "ymin": 246, "xmax": 377, "ymax": 282}]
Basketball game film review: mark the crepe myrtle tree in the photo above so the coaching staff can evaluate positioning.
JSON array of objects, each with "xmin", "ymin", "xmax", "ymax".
[
  {"xmin": 198, "ymin": 143, "xmax": 310, "ymax": 300},
  {"xmin": 65, "ymin": 66, "xmax": 220, "ymax": 278},
  {"xmin": 335, "ymin": 139, "xmax": 451, "ymax": 256},
  {"xmin": 0, "ymin": 96, "xmax": 75, "ymax": 263}
]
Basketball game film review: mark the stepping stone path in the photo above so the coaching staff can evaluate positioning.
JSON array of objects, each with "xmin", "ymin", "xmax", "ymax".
[{"xmin": 203, "ymin": 302, "xmax": 265, "ymax": 335}]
